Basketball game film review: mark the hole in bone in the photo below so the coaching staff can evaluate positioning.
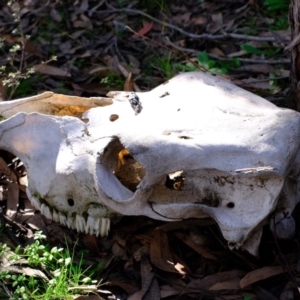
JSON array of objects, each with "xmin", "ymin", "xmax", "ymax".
[
  {"xmin": 102, "ymin": 138, "xmax": 145, "ymax": 193},
  {"xmin": 165, "ymin": 171, "xmax": 185, "ymax": 191},
  {"xmin": 114, "ymin": 148, "xmax": 145, "ymax": 192},
  {"xmin": 227, "ymin": 202, "xmax": 235, "ymax": 208},
  {"xmin": 109, "ymin": 114, "xmax": 119, "ymax": 122},
  {"xmin": 67, "ymin": 198, "xmax": 75, "ymax": 206},
  {"xmin": 178, "ymin": 135, "xmax": 192, "ymax": 140}
]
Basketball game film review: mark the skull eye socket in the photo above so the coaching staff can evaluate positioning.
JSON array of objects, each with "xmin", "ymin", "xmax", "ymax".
[
  {"xmin": 114, "ymin": 148, "xmax": 145, "ymax": 192},
  {"xmin": 101, "ymin": 138, "xmax": 146, "ymax": 193}
]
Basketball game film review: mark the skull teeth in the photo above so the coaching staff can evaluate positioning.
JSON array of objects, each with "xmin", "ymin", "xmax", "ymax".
[
  {"xmin": 40, "ymin": 203, "xmax": 51, "ymax": 220},
  {"xmin": 76, "ymin": 214, "xmax": 86, "ymax": 232},
  {"xmin": 26, "ymin": 189, "xmax": 41, "ymax": 210},
  {"xmin": 59, "ymin": 213, "xmax": 68, "ymax": 226},
  {"xmin": 52, "ymin": 210, "xmax": 60, "ymax": 223},
  {"xmin": 101, "ymin": 218, "xmax": 110, "ymax": 236},
  {"xmin": 26, "ymin": 192, "xmax": 110, "ymax": 237}
]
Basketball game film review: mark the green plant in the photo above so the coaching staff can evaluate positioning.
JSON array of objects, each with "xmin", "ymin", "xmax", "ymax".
[
  {"xmin": 149, "ymin": 53, "xmax": 196, "ymax": 79},
  {"xmin": 100, "ymin": 74, "xmax": 124, "ymax": 89},
  {"xmin": 0, "ymin": 1, "xmax": 57, "ymax": 100},
  {"xmin": 241, "ymin": 44, "xmax": 281, "ymax": 57},
  {"xmin": 197, "ymin": 52, "xmax": 240, "ymax": 74},
  {"xmin": 0, "ymin": 231, "xmax": 104, "ymax": 300},
  {"xmin": 268, "ymin": 72, "xmax": 282, "ymax": 94},
  {"xmin": 263, "ymin": 0, "xmax": 289, "ymax": 11},
  {"xmin": 268, "ymin": 15, "xmax": 289, "ymax": 30},
  {"xmin": 152, "ymin": 56, "xmax": 175, "ymax": 78}
]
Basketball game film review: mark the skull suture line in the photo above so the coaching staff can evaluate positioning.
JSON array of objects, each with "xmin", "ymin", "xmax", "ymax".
[{"xmin": 1, "ymin": 71, "xmax": 300, "ymax": 256}]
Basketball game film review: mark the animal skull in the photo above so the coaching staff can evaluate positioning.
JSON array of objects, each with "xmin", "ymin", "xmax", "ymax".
[{"xmin": 1, "ymin": 72, "xmax": 300, "ymax": 255}]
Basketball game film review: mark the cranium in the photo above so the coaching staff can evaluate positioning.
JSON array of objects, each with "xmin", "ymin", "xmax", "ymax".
[{"xmin": 1, "ymin": 72, "xmax": 299, "ymax": 256}]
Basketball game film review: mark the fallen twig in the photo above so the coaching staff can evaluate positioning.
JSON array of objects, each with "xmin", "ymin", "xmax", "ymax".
[
  {"xmin": 100, "ymin": 4, "xmax": 290, "ymax": 42},
  {"xmin": 164, "ymin": 38, "xmax": 291, "ymax": 64}
]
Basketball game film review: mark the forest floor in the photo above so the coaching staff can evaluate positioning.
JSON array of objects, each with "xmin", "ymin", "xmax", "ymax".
[{"xmin": 0, "ymin": 1, "xmax": 298, "ymax": 300}]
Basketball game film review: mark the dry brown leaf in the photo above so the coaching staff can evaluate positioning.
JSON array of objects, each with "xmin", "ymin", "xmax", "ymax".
[
  {"xmin": 127, "ymin": 54, "xmax": 140, "ymax": 70},
  {"xmin": 212, "ymin": 12, "xmax": 223, "ymax": 25},
  {"xmin": 0, "ymin": 252, "xmax": 49, "ymax": 281},
  {"xmin": 6, "ymin": 182, "xmax": 19, "ymax": 219},
  {"xmin": 26, "ymin": 213, "xmax": 48, "ymax": 233},
  {"xmin": 150, "ymin": 228, "xmax": 178, "ymax": 274},
  {"xmin": 108, "ymin": 281, "xmax": 139, "ymax": 295},
  {"xmin": 2, "ymin": 34, "xmax": 42, "ymax": 57},
  {"xmin": 209, "ymin": 279, "xmax": 241, "ymax": 290},
  {"xmin": 128, "ymin": 257, "xmax": 156, "ymax": 300},
  {"xmin": 143, "ymin": 276, "xmax": 160, "ymax": 300},
  {"xmin": 172, "ymin": 12, "xmax": 191, "ymax": 25},
  {"xmin": 132, "ymin": 22, "xmax": 153, "ymax": 39},
  {"xmin": 88, "ymin": 66, "xmax": 114, "ymax": 76},
  {"xmin": 241, "ymin": 78, "xmax": 278, "ymax": 91},
  {"xmin": 79, "ymin": 0, "xmax": 89, "ymax": 11},
  {"xmin": 134, "ymin": 234, "xmax": 153, "ymax": 245},
  {"xmin": 133, "ymin": 245, "xmax": 150, "ymax": 261},
  {"xmin": 124, "ymin": 72, "xmax": 134, "ymax": 91},
  {"xmin": 209, "ymin": 47, "xmax": 225, "ymax": 56},
  {"xmin": 237, "ymin": 64, "xmax": 274, "ymax": 74},
  {"xmin": 160, "ymin": 285, "xmax": 181, "ymax": 298},
  {"xmin": 0, "ymin": 157, "xmax": 19, "ymax": 219},
  {"xmin": 0, "ymin": 157, "xmax": 17, "ymax": 180},
  {"xmin": 141, "ymin": 257, "xmax": 160, "ymax": 300},
  {"xmin": 192, "ymin": 15, "xmax": 207, "ymax": 26},
  {"xmin": 34, "ymin": 64, "xmax": 71, "ymax": 77},
  {"xmin": 176, "ymin": 232, "xmax": 218, "ymax": 260},
  {"xmin": 128, "ymin": 291, "xmax": 143, "ymax": 300},
  {"xmin": 240, "ymin": 266, "xmax": 286, "ymax": 289},
  {"xmin": 224, "ymin": 18, "xmax": 235, "ymax": 31},
  {"xmin": 207, "ymin": 12, "xmax": 223, "ymax": 33},
  {"xmin": 252, "ymin": 285, "xmax": 278, "ymax": 300},
  {"xmin": 187, "ymin": 270, "xmax": 246, "ymax": 291},
  {"xmin": 141, "ymin": 256, "xmax": 154, "ymax": 283},
  {"xmin": 116, "ymin": 59, "xmax": 142, "ymax": 91},
  {"xmin": 112, "ymin": 235, "xmax": 127, "ymax": 259},
  {"xmin": 83, "ymin": 234, "xmax": 101, "ymax": 254},
  {"xmin": 50, "ymin": 8, "xmax": 62, "ymax": 22},
  {"xmin": 279, "ymin": 281, "xmax": 294, "ymax": 300}
]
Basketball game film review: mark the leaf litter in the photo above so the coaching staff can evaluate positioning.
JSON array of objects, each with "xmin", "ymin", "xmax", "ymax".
[{"xmin": 0, "ymin": 0, "xmax": 299, "ymax": 299}]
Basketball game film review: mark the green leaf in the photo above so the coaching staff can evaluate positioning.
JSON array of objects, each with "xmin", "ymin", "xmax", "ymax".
[
  {"xmin": 210, "ymin": 67, "xmax": 228, "ymax": 74},
  {"xmin": 263, "ymin": 0, "xmax": 288, "ymax": 11},
  {"xmin": 197, "ymin": 52, "xmax": 211, "ymax": 69},
  {"xmin": 241, "ymin": 44, "xmax": 264, "ymax": 55},
  {"xmin": 232, "ymin": 58, "xmax": 241, "ymax": 68}
]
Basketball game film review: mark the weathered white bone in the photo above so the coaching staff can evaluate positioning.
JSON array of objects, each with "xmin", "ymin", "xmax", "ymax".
[
  {"xmin": 1, "ymin": 71, "xmax": 300, "ymax": 255},
  {"xmin": 0, "ymin": 112, "xmax": 116, "ymax": 237},
  {"xmin": 0, "ymin": 92, "xmax": 112, "ymax": 119}
]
